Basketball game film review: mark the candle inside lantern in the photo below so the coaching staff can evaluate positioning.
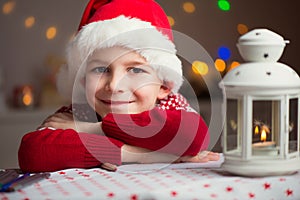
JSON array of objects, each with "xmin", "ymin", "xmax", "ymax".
[
  {"xmin": 260, "ymin": 129, "xmax": 267, "ymax": 142},
  {"xmin": 252, "ymin": 125, "xmax": 277, "ymax": 155}
]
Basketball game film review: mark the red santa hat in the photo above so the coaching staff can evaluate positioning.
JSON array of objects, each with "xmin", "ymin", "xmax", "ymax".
[{"xmin": 57, "ymin": 0, "xmax": 183, "ymax": 100}]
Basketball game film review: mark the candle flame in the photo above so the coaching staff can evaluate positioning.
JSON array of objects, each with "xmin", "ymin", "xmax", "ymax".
[{"xmin": 261, "ymin": 129, "xmax": 267, "ymax": 142}]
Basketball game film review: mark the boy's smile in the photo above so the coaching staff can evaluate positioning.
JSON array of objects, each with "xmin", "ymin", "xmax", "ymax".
[
  {"xmin": 99, "ymin": 99, "xmax": 136, "ymax": 109},
  {"xmin": 99, "ymin": 99, "xmax": 136, "ymax": 114},
  {"xmin": 84, "ymin": 47, "xmax": 171, "ymax": 117},
  {"xmin": 100, "ymin": 100, "xmax": 135, "ymax": 105}
]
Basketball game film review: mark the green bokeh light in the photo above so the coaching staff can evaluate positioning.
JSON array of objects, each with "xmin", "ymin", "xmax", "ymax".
[{"xmin": 218, "ymin": 0, "xmax": 231, "ymax": 11}]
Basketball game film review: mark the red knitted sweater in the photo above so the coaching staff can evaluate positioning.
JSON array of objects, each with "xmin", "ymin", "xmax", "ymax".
[{"xmin": 18, "ymin": 94, "xmax": 209, "ymax": 172}]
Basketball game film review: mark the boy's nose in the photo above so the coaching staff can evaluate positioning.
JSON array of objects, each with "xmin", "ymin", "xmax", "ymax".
[{"xmin": 105, "ymin": 73, "xmax": 127, "ymax": 93}]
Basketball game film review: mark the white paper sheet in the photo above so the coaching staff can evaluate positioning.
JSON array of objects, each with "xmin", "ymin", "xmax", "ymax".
[{"xmin": 118, "ymin": 153, "xmax": 224, "ymax": 172}]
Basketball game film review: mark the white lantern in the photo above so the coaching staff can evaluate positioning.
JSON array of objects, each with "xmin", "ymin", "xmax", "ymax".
[{"xmin": 221, "ymin": 29, "xmax": 300, "ymax": 176}]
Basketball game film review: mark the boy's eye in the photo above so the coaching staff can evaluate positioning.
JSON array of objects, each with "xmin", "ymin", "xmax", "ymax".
[
  {"xmin": 92, "ymin": 66, "xmax": 109, "ymax": 73},
  {"xmin": 129, "ymin": 67, "xmax": 146, "ymax": 74}
]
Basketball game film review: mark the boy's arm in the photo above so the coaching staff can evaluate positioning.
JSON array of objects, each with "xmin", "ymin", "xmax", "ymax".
[
  {"xmin": 19, "ymin": 106, "xmax": 211, "ymax": 172},
  {"xmin": 102, "ymin": 107, "xmax": 209, "ymax": 157},
  {"xmin": 18, "ymin": 127, "xmax": 194, "ymax": 173},
  {"xmin": 18, "ymin": 128, "xmax": 123, "ymax": 173}
]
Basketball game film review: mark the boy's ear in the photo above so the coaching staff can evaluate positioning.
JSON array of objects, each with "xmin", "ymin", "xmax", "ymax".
[{"xmin": 157, "ymin": 84, "xmax": 171, "ymax": 100}]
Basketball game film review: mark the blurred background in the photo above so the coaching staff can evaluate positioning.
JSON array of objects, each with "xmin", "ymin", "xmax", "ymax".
[
  {"xmin": 0, "ymin": 0, "xmax": 299, "ymax": 109},
  {"xmin": 0, "ymin": 0, "xmax": 299, "ymax": 168}
]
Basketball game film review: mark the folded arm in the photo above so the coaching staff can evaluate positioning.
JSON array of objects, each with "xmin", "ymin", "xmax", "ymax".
[
  {"xmin": 19, "ymin": 107, "xmax": 217, "ymax": 172},
  {"xmin": 102, "ymin": 107, "xmax": 210, "ymax": 156}
]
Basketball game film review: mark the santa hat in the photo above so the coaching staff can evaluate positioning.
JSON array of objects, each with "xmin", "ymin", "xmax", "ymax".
[{"xmin": 56, "ymin": 0, "xmax": 183, "ymax": 101}]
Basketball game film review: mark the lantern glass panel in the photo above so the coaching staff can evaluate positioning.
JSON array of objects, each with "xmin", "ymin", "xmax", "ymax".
[
  {"xmin": 252, "ymin": 100, "xmax": 280, "ymax": 156},
  {"xmin": 289, "ymin": 98, "xmax": 298, "ymax": 153},
  {"xmin": 226, "ymin": 99, "xmax": 240, "ymax": 153}
]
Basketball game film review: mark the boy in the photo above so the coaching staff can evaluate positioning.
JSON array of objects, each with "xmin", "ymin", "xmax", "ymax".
[{"xmin": 18, "ymin": 0, "xmax": 219, "ymax": 172}]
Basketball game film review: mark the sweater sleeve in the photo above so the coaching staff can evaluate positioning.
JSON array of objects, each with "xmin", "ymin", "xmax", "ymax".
[
  {"xmin": 18, "ymin": 128, "xmax": 123, "ymax": 173},
  {"xmin": 102, "ymin": 108, "xmax": 209, "ymax": 156}
]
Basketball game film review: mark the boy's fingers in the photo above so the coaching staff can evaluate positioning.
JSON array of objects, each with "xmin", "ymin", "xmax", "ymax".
[
  {"xmin": 198, "ymin": 151, "xmax": 220, "ymax": 162},
  {"xmin": 101, "ymin": 163, "xmax": 117, "ymax": 172},
  {"xmin": 55, "ymin": 112, "xmax": 73, "ymax": 120},
  {"xmin": 198, "ymin": 151, "xmax": 209, "ymax": 159}
]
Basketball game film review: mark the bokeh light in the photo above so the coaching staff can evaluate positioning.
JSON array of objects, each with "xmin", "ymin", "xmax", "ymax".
[
  {"xmin": 192, "ymin": 61, "xmax": 209, "ymax": 75},
  {"xmin": 2, "ymin": 1, "xmax": 15, "ymax": 15},
  {"xmin": 215, "ymin": 58, "xmax": 226, "ymax": 72},
  {"xmin": 228, "ymin": 61, "xmax": 240, "ymax": 71},
  {"xmin": 237, "ymin": 23, "xmax": 248, "ymax": 35},
  {"xmin": 167, "ymin": 16, "xmax": 175, "ymax": 27},
  {"xmin": 24, "ymin": 16, "xmax": 35, "ymax": 28},
  {"xmin": 218, "ymin": 0, "xmax": 231, "ymax": 11},
  {"xmin": 46, "ymin": 26, "xmax": 57, "ymax": 40},
  {"xmin": 218, "ymin": 46, "xmax": 231, "ymax": 61},
  {"xmin": 183, "ymin": 2, "xmax": 196, "ymax": 13}
]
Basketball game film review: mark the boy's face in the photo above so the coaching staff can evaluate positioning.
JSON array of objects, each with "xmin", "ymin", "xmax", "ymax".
[{"xmin": 84, "ymin": 47, "xmax": 171, "ymax": 117}]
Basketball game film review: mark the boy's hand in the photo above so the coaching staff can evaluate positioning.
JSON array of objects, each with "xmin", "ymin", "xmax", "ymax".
[
  {"xmin": 121, "ymin": 145, "xmax": 220, "ymax": 164},
  {"xmin": 38, "ymin": 113, "xmax": 104, "ymax": 135},
  {"xmin": 177, "ymin": 151, "xmax": 220, "ymax": 163},
  {"xmin": 39, "ymin": 112, "xmax": 75, "ymax": 130},
  {"xmin": 121, "ymin": 144, "xmax": 178, "ymax": 164}
]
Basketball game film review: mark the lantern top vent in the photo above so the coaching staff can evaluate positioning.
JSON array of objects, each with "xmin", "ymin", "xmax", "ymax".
[
  {"xmin": 236, "ymin": 29, "xmax": 289, "ymax": 62},
  {"xmin": 238, "ymin": 28, "xmax": 289, "ymax": 46},
  {"xmin": 223, "ymin": 28, "xmax": 300, "ymax": 89}
]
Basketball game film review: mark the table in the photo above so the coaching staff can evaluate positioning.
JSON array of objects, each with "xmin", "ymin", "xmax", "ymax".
[{"xmin": 1, "ymin": 156, "xmax": 300, "ymax": 200}]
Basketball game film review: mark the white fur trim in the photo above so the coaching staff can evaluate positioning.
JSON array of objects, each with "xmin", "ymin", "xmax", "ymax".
[{"xmin": 56, "ymin": 15, "xmax": 183, "ymax": 101}]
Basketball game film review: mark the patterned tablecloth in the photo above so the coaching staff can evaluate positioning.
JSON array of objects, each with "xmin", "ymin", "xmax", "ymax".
[{"xmin": 1, "ymin": 158, "xmax": 300, "ymax": 200}]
